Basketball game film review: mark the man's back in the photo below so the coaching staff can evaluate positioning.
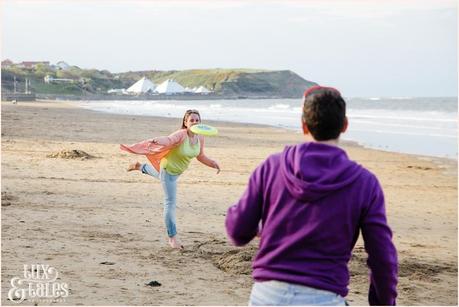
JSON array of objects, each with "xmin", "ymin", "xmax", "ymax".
[{"xmin": 226, "ymin": 142, "xmax": 398, "ymax": 305}]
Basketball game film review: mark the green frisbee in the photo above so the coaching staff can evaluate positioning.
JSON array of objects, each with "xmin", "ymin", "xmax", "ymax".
[{"xmin": 190, "ymin": 124, "xmax": 218, "ymax": 136}]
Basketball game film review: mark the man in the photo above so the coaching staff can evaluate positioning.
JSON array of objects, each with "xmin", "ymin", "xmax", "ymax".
[{"xmin": 225, "ymin": 86, "xmax": 398, "ymax": 305}]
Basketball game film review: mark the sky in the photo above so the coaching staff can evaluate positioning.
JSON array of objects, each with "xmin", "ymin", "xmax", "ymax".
[{"xmin": 1, "ymin": 0, "xmax": 457, "ymax": 97}]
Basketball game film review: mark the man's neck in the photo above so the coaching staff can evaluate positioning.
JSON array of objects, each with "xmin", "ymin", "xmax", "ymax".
[
  {"xmin": 307, "ymin": 137, "xmax": 340, "ymax": 147},
  {"xmin": 319, "ymin": 139, "xmax": 339, "ymax": 146}
]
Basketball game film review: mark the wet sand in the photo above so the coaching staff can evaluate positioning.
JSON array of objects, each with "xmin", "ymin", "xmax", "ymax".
[{"xmin": 1, "ymin": 100, "xmax": 457, "ymax": 305}]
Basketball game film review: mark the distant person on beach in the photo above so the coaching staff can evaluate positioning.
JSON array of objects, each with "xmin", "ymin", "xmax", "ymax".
[
  {"xmin": 120, "ymin": 109, "xmax": 220, "ymax": 249},
  {"xmin": 225, "ymin": 86, "xmax": 398, "ymax": 305}
]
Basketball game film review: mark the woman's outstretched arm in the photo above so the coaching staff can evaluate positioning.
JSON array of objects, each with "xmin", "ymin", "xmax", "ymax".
[
  {"xmin": 150, "ymin": 129, "xmax": 187, "ymax": 147},
  {"xmin": 196, "ymin": 137, "xmax": 220, "ymax": 173}
]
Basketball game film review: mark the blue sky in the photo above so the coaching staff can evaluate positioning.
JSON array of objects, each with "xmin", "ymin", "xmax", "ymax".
[{"xmin": 1, "ymin": 0, "xmax": 457, "ymax": 97}]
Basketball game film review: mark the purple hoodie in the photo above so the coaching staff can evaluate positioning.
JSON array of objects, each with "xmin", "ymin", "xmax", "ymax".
[{"xmin": 226, "ymin": 142, "xmax": 398, "ymax": 305}]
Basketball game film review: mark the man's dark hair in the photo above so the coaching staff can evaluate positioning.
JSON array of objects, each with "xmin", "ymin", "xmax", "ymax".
[{"xmin": 302, "ymin": 87, "xmax": 346, "ymax": 141}]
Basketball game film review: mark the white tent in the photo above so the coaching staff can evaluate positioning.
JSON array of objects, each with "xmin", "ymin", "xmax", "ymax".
[
  {"xmin": 126, "ymin": 77, "xmax": 156, "ymax": 94},
  {"xmin": 154, "ymin": 79, "xmax": 185, "ymax": 94},
  {"xmin": 194, "ymin": 85, "xmax": 211, "ymax": 94}
]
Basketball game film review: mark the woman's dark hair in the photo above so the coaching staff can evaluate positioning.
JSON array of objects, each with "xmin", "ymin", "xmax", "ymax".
[
  {"xmin": 182, "ymin": 109, "xmax": 201, "ymax": 129},
  {"xmin": 302, "ymin": 86, "xmax": 346, "ymax": 141}
]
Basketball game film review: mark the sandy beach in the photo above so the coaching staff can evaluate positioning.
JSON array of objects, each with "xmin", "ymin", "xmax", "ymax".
[{"xmin": 1, "ymin": 100, "xmax": 457, "ymax": 306}]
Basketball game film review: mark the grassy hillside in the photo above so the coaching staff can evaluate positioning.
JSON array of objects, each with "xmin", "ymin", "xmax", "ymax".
[
  {"xmin": 2, "ymin": 65, "xmax": 316, "ymax": 98},
  {"xmin": 119, "ymin": 68, "xmax": 267, "ymax": 91},
  {"xmin": 1, "ymin": 65, "xmax": 122, "ymax": 95}
]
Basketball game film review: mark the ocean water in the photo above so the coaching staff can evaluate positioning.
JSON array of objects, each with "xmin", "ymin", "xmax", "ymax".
[{"xmin": 76, "ymin": 97, "xmax": 458, "ymax": 159}]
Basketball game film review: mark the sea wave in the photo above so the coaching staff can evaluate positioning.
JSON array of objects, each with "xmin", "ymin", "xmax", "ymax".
[
  {"xmin": 75, "ymin": 98, "xmax": 457, "ymax": 158},
  {"xmin": 268, "ymin": 104, "xmax": 290, "ymax": 110},
  {"xmin": 350, "ymin": 128, "xmax": 457, "ymax": 139},
  {"xmin": 350, "ymin": 120, "xmax": 457, "ymax": 131},
  {"xmin": 348, "ymin": 113, "xmax": 456, "ymax": 123}
]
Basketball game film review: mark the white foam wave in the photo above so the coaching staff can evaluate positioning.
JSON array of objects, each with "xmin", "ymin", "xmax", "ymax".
[
  {"xmin": 351, "ymin": 119, "xmax": 457, "ymax": 131},
  {"xmin": 268, "ymin": 104, "xmax": 290, "ymax": 110},
  {"xmin": 350, "ymin": 128, "xmax": 457, "ymax": 139},
  {"xmin": 74, "ymin": 99, "xmax": 458, "ymax": 158},
  {"xmin": 348, "ymin": 112, "xmax": 456, "ymax": 123},
  {"xmin": 389, "ymin": 96, "xmax": 414, "ymax": 100}
]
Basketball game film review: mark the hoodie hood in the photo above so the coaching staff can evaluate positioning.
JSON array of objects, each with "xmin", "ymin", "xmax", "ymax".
[{"xmin": 280, "ymin": 142, "xmax": 363, "ymax": 202}]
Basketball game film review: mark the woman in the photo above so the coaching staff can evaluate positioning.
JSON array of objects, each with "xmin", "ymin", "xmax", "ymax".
[{"xmin": 120, "ymin": 109, "xmax": 220, "ymax": 249}]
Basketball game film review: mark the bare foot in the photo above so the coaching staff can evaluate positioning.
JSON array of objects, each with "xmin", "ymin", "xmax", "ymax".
[
  {"xmin": 127, "ymin": 161, "xmax": 141, "ymax": 172},
  {"xmin": 168, "ymin": 237, "xmax": 184, "ymax": 249}
]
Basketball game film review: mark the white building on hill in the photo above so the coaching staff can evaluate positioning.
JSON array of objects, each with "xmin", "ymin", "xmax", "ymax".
[
  {"xmin": 154, "ymin": 79, "xmax": 185, "ymax": 94},
  {"xmin": 44, "ymin": 75, "xmax": 73, "ymax": 84},
  {"xmin": 126, "ymin": 77, "xmax": 156, "ymax": 94}
]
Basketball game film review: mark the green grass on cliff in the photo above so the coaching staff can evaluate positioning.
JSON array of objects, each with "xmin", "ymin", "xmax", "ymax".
[{"xmin": 2, "ymin": 66, "xmax": 315, "ymax": 97}]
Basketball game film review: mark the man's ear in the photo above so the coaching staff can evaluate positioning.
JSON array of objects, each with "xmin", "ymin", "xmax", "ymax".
[
  {"xmin": 341, "ymin": 117, "xmax": 348, "ymax": 133},
  {"xmin": 302, "ymin": 120, "xmax": 309, "ymax": 135}
]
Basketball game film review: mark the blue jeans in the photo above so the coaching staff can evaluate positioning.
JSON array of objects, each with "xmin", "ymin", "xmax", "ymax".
[
  {"xmin": 249, "ymin": 281, "xmax": 346, "ymax": 306},
  {"xmin": 141, "ymin": 163, "xmax": 179, "ymax": 237}
]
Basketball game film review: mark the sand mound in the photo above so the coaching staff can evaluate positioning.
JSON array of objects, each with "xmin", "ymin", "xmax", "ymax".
[
  {"xmin": 197, "ymin": 240, "xmax": 458, "ymax": 283},
  {"xmin": 47, "ymin": 149, "xmax": 95, "ymax": 160},
  {"xmin": 186, "ymin": 238, "xmax": 257, "ymax": 275},
  {"xmin": 347, "ymin": 245, "xmax": 458, "ymax": 303},
  {"xmin": 350, "ymin": 246, "xmax": 457, "ymax": 281},
  {"xmin": 213, "ymin": 248, "xmax": 256, "ymax": 275}
]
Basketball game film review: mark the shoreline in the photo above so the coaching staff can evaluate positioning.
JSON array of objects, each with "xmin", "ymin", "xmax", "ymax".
[
  {"xmin": 1, "ymin": 99, "xmax": 457, "ymax": 305},
  {"xmin": 18, "ymin": 98, "xmax": 459, "ymax": 177},
  {"xmin": 68, "ymin": 99, "xmax": 458, "ymax": 164},
  {"xmin": 34, "ymin": 93, "xmax": 300, "ymax": 101}
]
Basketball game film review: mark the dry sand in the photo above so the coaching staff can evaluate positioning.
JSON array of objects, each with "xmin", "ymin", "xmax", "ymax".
[{"xmin": 1, "ymin": 100, "xmax": 457, "ymax": 305}]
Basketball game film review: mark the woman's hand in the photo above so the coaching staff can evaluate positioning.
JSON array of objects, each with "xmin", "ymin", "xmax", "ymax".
[{"xmin": 150, "ymin": 138, "xmax": 159, "ymax": 145}]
